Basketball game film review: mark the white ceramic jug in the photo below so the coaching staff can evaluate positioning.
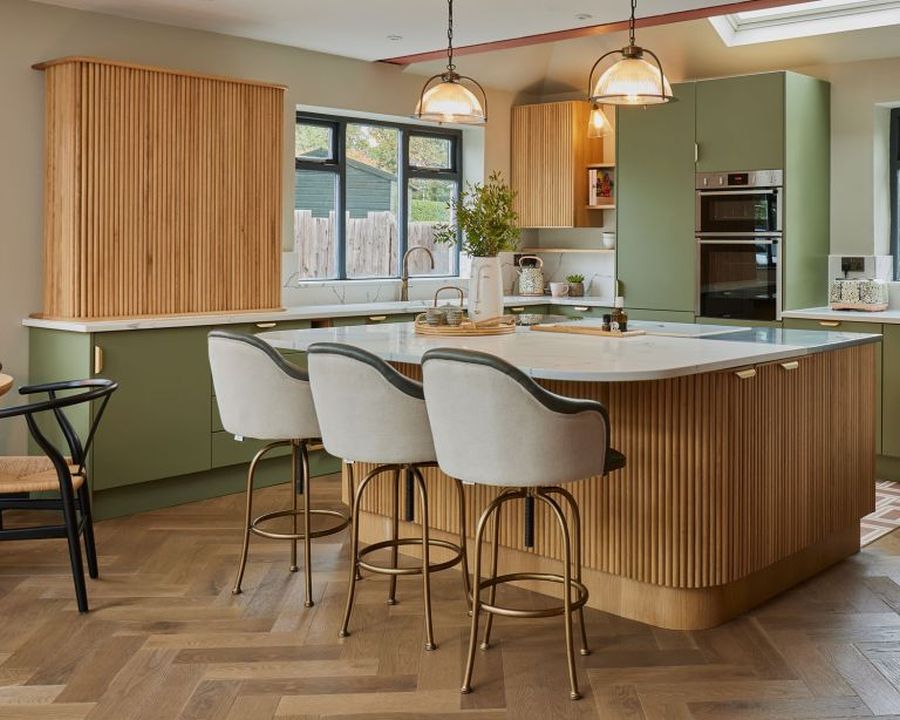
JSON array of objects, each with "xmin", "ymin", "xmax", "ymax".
[{"xmin": 469, "ymin": 256, "xmax": 504, "ymax": 322}]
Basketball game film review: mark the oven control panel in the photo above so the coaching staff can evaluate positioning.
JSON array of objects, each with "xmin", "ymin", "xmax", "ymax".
[{"xmin": 696, "ymin": 169, "xmax": 783, "ymax": 189}]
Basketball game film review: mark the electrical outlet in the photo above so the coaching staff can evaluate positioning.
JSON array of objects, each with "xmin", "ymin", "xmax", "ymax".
[{"xmin": 841, "ymin": 256, "xmax": 865, "ymax": 273}]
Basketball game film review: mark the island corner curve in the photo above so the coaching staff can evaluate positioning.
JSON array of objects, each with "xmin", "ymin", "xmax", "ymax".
[{"xmin": 261, "ymin": 321, "xmax": 879, "ymax": 629}]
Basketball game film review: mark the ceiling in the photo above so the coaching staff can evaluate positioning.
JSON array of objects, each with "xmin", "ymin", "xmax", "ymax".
[{"xmin": 30, "ymin": 0, "xmax": 763, "ymax": 62}]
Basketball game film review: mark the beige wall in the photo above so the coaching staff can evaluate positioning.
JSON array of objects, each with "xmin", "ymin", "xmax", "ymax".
[
  {"xmin": 795, "ymin": 57, "xmax": 900, "ymax": 258},
  {"xmin": 0, "ymin": 0, "xmax": 514, "ymax": 453}
]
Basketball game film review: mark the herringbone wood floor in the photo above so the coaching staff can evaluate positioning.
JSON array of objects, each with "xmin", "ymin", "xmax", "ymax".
[{"xmin": 5, "ymin": 476, "xmax": 900, "ymax": 719}]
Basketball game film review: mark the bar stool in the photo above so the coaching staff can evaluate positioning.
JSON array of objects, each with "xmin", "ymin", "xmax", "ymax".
[
  {"xmin": 421, "ymin": 348, "xmax": 625, "ymax": 701},
  {"xmin": 208, "ymin": 330, "xmax": 350, "ymax": 608},
  {"xmin": 307, "ymin": 342, "xmax": 469, "ymax": 650}
]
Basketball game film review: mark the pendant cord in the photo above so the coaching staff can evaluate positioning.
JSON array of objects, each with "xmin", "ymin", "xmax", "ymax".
[
  {"xmin": 629, "ymin": 0, "xmax": 637, "ymax": 46},
  {"xmin": 446, "ymin": 0, "xmax": 455, "ymax": 72}
]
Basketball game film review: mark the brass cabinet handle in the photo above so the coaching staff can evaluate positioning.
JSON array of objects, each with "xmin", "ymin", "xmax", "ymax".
[
  {"xmin": 734, "ymin": 368, "xmax": 757, "ymax": 380},
  {"xmin": 93, "ymin": 345, "xmax": 104, "ymax": 374},
  {"xmin": 368, "ymin": 315, "xmax": 387, "ymax": 322},
  {"xmin": 573, "ymin": 306, "xmax": 590, "ymax": 312},
  {"xmin": 255, "ymin": 322, "xmax": 277, "ymax": 329},
  {"xmin": 780, "ymin": 360, "xmax": 800, "ymax": 371},
  {"xmin": 819, "ymin": 320, "xmax": 841, "ymax": 328},
  {"xmin": 509, "ymin": 306, "xmax": 526, "ymax": 312}
]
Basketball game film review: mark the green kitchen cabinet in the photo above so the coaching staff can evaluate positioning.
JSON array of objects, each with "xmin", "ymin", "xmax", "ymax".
[
  {"xmin": 880, "ymin": 325, "xmax": 900, "ymax": 458},
  {"xmin": 784, "ymin": 318, "xmax": 882, "ymax": 455},
  {"xmin": 91, "ymin": 327, "xmax": 212, "ymax": 490},
  {"xmin": 626, "ymin": 309, "xmax": 695, "ymax": 323},
  {"xmin": 617, "ymin": 82, "xmax": 697, "ymax": 314},
  {"xmin": 695, "ymin": 73, "xmax": 785, "ymax": 172},
  {"xmin": 554, "ymin": 304, "xmax": 607, "ymax": 319},
  {"xmin": 696, "ymin": 317, "xmax": 781, "ymax": 328},
  {"xmin": 507, "ymin": 304, "xmax": 551, "ymax": 315}
]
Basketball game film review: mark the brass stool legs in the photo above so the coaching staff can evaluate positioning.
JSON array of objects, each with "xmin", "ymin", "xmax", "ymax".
[
  {"xmin": 339, "ymin": 464, "xmax": 468, "ymax": 651},
  {"xmin": 232, "ymin": 439, "xmax": 350, "ymax": 608},
  {"xmin": 462, "ymin": 486, "xmax": 590, "ymax": 702}
]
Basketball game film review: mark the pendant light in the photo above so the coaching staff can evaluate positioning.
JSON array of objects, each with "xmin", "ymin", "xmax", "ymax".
[
  {"xmin": 587, "ymin": 104, "xmax": 611, "ymax": 138},
  {"xmin": 415, "ymin": 0, "xmax": 487, "ymax": 124},
  {"xmin": 588, "ymin": 0, "xmax": 674, "ymax": 106}
]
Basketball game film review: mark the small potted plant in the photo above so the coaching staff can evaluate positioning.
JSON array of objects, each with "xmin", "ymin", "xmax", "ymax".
[
  {"xmin": 566, "ymin": 274, "xmax": 585, "ymax": 298},
  {"xmin": 434, "ymin": 171, "xmax": 520, "ymax": 320}
]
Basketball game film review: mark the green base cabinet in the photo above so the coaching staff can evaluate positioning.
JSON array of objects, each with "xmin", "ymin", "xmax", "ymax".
[
  {"xmin": 626, "ymin": 309, "xmax": 695, "ymax": 323},
  {"xmin": 880, "ymin": 325, "xmax": 900, "ymax": 459}
]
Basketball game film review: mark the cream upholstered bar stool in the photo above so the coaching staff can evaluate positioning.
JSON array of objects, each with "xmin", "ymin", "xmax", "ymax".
[
  {"xmin": 421, "ymin": 348, "xmax": 625, "ymax": 701},
  {"xmin": 307, "ymin": 342, "xmax": 469, "ymax": 650},
  {"xmin": 208, "ymin": 330, "xmax": 350, "ymax": 608}
]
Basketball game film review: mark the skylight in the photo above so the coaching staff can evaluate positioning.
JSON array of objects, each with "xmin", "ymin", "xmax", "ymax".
[{"xmin": 709, "ymin": 0, "xmax": 900, "ymax": 46}]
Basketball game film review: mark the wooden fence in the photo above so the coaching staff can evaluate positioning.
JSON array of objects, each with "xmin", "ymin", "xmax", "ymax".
[{"xmin": 294, "ymin": 210, "xmax": 451, "ymax": 279}]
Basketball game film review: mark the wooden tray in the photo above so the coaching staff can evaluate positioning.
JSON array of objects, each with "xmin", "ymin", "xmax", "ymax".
[
  {"xmin": 530, "ymin": 323, "xmax": 645, "ymax": 338},
  {"xmin": 414, "ymin": 314, "xmax": 516, "ymax": 337}
]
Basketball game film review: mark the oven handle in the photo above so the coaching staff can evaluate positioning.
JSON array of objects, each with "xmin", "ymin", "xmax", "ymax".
[
  {"xmin": 697, "ymin": 238, "xmax": 779, "ymax": 244},
  {"xmin": 697, "ymin": 188, "xmax": 779, "ymax": 196}
]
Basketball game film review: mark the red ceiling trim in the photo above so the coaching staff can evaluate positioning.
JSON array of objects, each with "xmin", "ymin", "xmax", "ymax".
[{"xmin": 379, "ymin": 0, "xmax": 816, "ymax": 65}]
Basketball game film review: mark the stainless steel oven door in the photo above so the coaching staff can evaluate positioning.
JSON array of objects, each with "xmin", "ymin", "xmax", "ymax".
[
  {"xmin": 696, "ymin": 238, "xmax": 781, "ymax": 321},
  {"xmin": 696, "ymin": 188, "xmax": 782, "ymax": 236}
]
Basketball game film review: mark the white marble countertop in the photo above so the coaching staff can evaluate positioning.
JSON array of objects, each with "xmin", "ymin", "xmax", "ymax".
[
  {"xmin": 260, "ymin": 320, "xmax": 880, "ymax": 382},
  {"xmin": 21, "ymin": 295, "xmax": 615, "ymax": 333},
  {"xmin": 782, "ymin": 306, "xmax": 900, "ymax": 325}
]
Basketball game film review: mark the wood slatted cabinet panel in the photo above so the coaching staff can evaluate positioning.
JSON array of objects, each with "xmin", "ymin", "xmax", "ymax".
[
  {"xmin": 36, "ymin": 56, "xmax": 285, "ymax": 319},
  {"xmin": 510, "ymin": 100, "xmax": 603, "ymax": 228}
]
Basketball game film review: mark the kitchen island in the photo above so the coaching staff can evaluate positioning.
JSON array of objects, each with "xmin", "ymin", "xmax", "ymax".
[{"xmin": 263, "ymin": 321, "xmax": 879, "ymax": 630}]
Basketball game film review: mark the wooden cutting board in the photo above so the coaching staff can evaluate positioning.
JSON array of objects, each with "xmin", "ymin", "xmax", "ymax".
[{"xmin": 530, "ymin": 324, "xmax": 645, "ymax": 338}]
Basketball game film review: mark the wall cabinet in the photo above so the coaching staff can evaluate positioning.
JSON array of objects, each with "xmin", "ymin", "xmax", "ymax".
[{"xmin": 510, "ymin": 101, "xmax": 604, "ymax": 228}]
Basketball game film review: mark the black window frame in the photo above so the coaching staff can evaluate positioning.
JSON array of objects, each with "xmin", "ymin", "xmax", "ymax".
[
  {"xmin": 892, "ymin": 108, "xmax": 900, "ymax": 279},
  {"xmin": 295, "ymin": 111, "xmax": 463, "ymax": 281}
]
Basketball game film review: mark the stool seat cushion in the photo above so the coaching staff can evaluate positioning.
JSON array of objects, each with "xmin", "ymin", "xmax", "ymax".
[{"xmin": 0, "ymin": 456, "xmax": 83, "ymax": 493}]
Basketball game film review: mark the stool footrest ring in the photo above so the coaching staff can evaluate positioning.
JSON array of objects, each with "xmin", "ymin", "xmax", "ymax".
[
  {"xmin": 358, "ymin": 537, "xmax": 464, "ymax": 576},
  {"xmin": 250, "ymin": 508, "xmax": 350, "ymax": 541},
  {"xmin": 475, "ymin": 572, "xmax": 589, "ymax": 619}
]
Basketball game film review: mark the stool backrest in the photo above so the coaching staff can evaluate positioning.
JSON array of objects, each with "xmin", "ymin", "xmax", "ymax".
[
  {"xmin": 307, "ymin": 342, "xmax": 434, "ymax": 464},
  {"xmin": 421, "ymin": 348, "xmax": 610, "ymax": 487},
  {"xmin": 208, "ymin": 331, "xmax": 319, "ymax": 441}
]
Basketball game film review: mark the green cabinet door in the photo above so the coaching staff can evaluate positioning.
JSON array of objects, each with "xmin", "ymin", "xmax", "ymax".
[
  {"xmin": 880, "ymin": 325, "xmax": 900, "ymax": 458},
  {"xmin": 785, "ymin": 318, "xmax": 882, "ymax": 455},
  {"xmin": 626, "ymin": 309, "xmax": 695, "ymax": 323},
  {"xmin": 91, "ymin": 327, "xmax": 212, "ymax": 490},
  {"xmin": 617, "ymin": 82, "xmax": 696, "ymax": 313},
  {"xmin": 696, "ymin": 73, "xmax": 785, "ymax": 172}
]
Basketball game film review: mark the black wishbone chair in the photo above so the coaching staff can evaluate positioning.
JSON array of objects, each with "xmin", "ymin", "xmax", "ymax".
[{"xmin": 0, "ymin": 379, "xmax": 117, "ymax": 612}]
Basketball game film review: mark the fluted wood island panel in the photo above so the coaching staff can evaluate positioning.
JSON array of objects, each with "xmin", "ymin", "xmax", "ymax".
[
  {"xmin": 351, "ymin": 344, "xmax": 875, "ymax": 629},
  {"xmin": 35, "ymin": 57, "xmax": 284, "ymax": 319}
]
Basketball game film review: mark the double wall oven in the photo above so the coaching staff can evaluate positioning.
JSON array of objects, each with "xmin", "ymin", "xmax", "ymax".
[{"xmin": 696, "ymin": 170, "xmax": 783, "ymax": 321}]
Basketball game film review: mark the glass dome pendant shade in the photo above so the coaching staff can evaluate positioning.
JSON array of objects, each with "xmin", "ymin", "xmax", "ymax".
[
  {"xmin": 588, "ymin": 0, "xmax": 674, "ymax": 106},
  {"xmin": 415, "ymin": 0, "xmax": 487, "ymax": 124}
]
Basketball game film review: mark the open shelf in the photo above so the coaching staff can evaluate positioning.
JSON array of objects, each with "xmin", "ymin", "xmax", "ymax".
[
  {"xmin": 587, "ymin": 204, "xmax": 615, "ymax": 210},
  {"xmin": 587, "ymin": 162, "xmax": 616, "ymax": 169},
  {"xmin": 519, "ymin": 247, "xmax": 615, "ymax": 254}
]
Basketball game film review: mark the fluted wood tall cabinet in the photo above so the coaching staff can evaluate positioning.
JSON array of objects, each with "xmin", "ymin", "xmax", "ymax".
[
  {"xmin": 35, "ymin": 56, "xmax": 285, "ymax": 319},
  {"xmin": 510, "ymin": 100, "xmax": 604, "ymax": 228}
]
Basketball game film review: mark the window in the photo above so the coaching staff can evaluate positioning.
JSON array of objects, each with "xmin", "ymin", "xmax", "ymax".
[
  {"xmin": 294, "ymin": 112, "xmax": 462, "ymax": 280},
  {"xmin": 892, "ymin": 108, "xmax": 900, "ymax": 279}
]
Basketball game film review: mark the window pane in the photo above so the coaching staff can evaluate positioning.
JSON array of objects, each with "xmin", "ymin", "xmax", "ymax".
[
  {"xmin": 410, "ymin": 135, "xmax": 453, "ymax": 170},
  {"xmin": 295, "ymin": 168, "xmax": 337, "ymax": 279},
  {"xmin": 408, "ymin": 178, "xmax": 457, "ymax": 276},
  {"xmin": 345, "ymin": 124, "xmax": 400, "ymax": 278},
  {"xmin": 295, "ymin": 123, "xmax": 333, "ymax": 162}
]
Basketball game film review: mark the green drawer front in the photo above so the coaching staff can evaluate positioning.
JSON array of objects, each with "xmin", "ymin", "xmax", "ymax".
[
  {"xmin": 696, "ymin": 317, "xmax": 783, "ymax": 328},
  {"xmin": 784, "ymin": 318, "xmax": 883, "ymax": 455},
  {"xmin": 211, "ymin": 433, "xmax": 341, "ymax": 476},
  {"xmin": 626, "ymin": 309, "xmax": 695, "ymax": 323},
  {"xmin": 506, "ymin": 304, "xmax": 550, "ymax": 315},
  {"xmin": 555, "ymin": 305, "xmax": 608, "ymax": 319}
]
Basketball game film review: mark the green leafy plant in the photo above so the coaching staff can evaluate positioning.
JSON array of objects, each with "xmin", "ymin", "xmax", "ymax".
[
  {"xmin": 433, "ymin": 171, "xmax": 520, "ymax": 257},
  {"xmin": 566, "ymin": 274, "xmax": 585, "ymax": 284}
]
